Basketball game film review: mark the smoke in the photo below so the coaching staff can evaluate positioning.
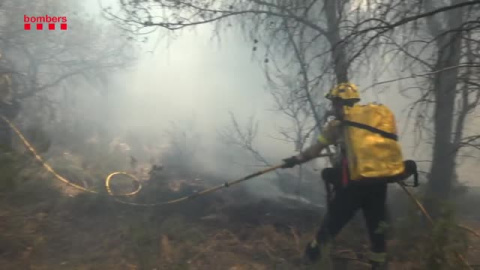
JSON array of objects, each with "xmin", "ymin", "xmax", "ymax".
[{"xmin": 11, "ymin": 0, "xmax": 480, "ymax": 207}]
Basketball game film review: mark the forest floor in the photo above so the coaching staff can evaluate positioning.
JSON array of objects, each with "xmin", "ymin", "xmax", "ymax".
[{"xmin": 1, "ymin": 161, "xmax": 480, "ymax": 270}]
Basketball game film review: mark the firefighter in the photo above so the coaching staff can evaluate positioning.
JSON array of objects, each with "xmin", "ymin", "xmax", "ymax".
[{"xmin": 282, "ymin": 83, "xmax": 389, "ymax": 269}]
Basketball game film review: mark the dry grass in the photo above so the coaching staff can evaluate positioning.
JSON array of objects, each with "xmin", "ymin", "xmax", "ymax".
[{"xmin": 2, "ymin": 153, "xmax": 480, "ymax": 270}]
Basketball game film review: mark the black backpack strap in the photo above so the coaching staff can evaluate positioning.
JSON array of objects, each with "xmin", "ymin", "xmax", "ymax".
[{"xmin": 343, "ymin": 120, "xmax": 398, "ymax": 141}]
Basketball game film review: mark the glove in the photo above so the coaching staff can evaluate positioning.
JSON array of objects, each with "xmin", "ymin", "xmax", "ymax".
[
  {"xmin": 281, "ymin": 156, "xmax": 301, "ymax": 168},
  {"xmin": 304, "ymin": 240, "xmax": 321, "ymax": 262}
]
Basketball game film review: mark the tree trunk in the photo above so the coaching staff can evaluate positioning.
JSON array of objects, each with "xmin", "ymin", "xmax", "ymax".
[
  {"xmin": 324, "ymin": 0, "xmax": 349, "ymax": 83},
  {"xmin": 425, "ymin": 0, "xmax": 465, "ymax": 205},
  {"xmin": 427, "ymin": 26, "xmax": 463, "ymax": 202}
]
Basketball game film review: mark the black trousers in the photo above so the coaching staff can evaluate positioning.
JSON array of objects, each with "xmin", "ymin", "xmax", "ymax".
[{"xmin": 317, "ymin": 171, "xmax": 388, "ymax": 253}]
